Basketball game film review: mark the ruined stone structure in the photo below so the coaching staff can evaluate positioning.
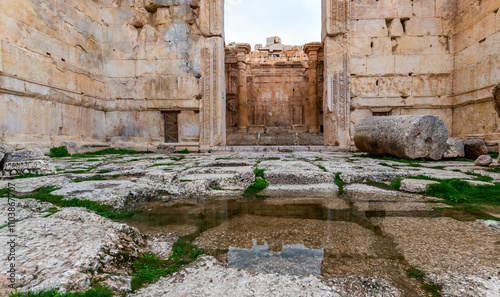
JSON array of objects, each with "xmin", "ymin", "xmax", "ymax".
[
  {"xmin": 0, "ymin": 0, "xmax": 498, "ymax": 151},
  {"xmin": 225, "ymin": 39, "xmax": 324, "ymax": 145}
]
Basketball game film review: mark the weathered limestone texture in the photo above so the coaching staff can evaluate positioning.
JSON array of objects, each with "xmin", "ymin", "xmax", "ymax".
[
  {"xmin": 1, "ymin": 149, "xmax": 56, "ymax": 177},
  {"xmin": 443, "ymin": 137, "xmax": 465, "ymax": 159},
  {"xmin": 0, "ymin": 0, "xmax": 499, "ymax": 151},
  {"xmin": 322, "ymin": 0, "xmax": 351, "ymax": 148},
  {"xmin": 0, "ymin": 208, "xmax": 146, "ymax": 295},
  {"xmin": 475, "ymin": 155, "xmax": 493, "ymax": 167},
  {"xmin": 0, "ymin": 0, "xmax": 225, "ymax": 151},
  {"xmin": 452, "ymin": 0, "xmax": 500, "ymax": 146},
  {"xmin": 354, "ymin": 115, "xmax": 449, "ymax": 160},
  {"xmin": 400, "ymin": 179, "xmax": 440, "ymax": 193},
  {"xmin": 347, "ymin": 0, "xmax": 456, "ymax": 149}
]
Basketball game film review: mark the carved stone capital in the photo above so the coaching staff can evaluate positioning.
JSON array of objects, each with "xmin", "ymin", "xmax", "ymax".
[
  {"xmin": 236, "ymin": 43, "xmax": 251, "ymax": 55},
  {"xmin": 304, "ymin": 42, "xmax": 322, "ymax": 56}
]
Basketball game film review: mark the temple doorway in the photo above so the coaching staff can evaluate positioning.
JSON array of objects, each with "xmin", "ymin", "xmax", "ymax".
[{"xmin": 224, "ymin": 37, "xmax": 324, "ymax": 146}]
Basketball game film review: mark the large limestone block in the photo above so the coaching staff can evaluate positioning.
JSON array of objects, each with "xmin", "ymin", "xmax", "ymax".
[
  {"xmin": 354, "ymin": 115, "xmax": 449, "ymax": 160},
  {"xmin": 464, "ymin": 138, "xmax": 488, "ymax": 160},
  {"xmin": 443, "ymin": 137, "xmax": 465, "ymax": 158},
  {"xmin": 4, "ymin": 149, "xmax": 47, "ymax": 162}
]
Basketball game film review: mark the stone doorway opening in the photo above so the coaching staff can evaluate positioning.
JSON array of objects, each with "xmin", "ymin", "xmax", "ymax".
[
  {"xmin": 163, "ymin": 111, "xmax": 180, "ymax": 143},
  {"xmin": 224, "ymin": 38, "xmax": 325, "ymax": 146}
]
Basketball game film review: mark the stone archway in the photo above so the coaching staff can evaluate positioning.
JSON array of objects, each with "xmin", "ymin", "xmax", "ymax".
[{"xmin": 200, "ymin": 0, "xmax": 351, "ymax": 149}]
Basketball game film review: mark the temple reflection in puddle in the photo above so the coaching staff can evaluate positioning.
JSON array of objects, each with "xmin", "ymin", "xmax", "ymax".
[{"xmin": 228, "ymin": 239, "xmax": 324, "ymax": 276}]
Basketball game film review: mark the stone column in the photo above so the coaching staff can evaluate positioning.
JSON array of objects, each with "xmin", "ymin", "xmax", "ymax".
[
  {"xmin": 236, "ymin": 44, "xmax": 251, "ymax": 133},
  {"xmin": 304, "ymin": 43, "xmax": 322, "ymax": 133}
]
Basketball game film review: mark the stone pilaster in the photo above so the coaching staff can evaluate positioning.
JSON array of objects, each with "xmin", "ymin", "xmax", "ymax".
[
  {"xmin": 199, "ymin": 0, "xmax": 224, "ymax": 38},
  {"xmin": 199, "ymin": 0, "xmax": 225, "ymax": 149},
  {"xmin": 322, "ymin": 0, "xmax": 351, "ymax": 148}
]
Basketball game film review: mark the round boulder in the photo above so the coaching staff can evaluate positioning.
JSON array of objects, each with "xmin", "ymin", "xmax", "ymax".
[{"xmin": 475, "ymin": 155, "xmax": 493, "ymax": 167}]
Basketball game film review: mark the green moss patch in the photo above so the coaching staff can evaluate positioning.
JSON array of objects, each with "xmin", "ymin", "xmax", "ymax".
[
  {"xmin": 244, "ymin": 169, "xmax": 269, "ymax": 196},
  {"xmin": 2, "ymin": 186, "xmax": 137, "ymax": 220},
  {"xmin": 131, "ymin": 241, "xmax": 204, "ymax": 291},
  {"xmin": 406, "ymin": 267, "xmax": 442, "ymax": 297}
]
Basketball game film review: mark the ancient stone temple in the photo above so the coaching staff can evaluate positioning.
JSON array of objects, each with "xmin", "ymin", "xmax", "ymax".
[
  {"xmin": 0, "ymin": 0, "xmax": 498, "ymax": 152},
  {"xmin": 225, "ymin": 38, "xmax": 324, "ymax": 145}
]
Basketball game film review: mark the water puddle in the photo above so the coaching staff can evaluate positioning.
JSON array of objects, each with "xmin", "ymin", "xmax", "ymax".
[{"xmin": 122, "ymin": 193, "xmax": 484, "ymax": 296}]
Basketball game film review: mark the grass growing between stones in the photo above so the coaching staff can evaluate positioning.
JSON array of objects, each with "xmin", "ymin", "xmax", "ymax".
[
  {"xmin": 244, "ymin": 169, "xmax": 269, "ymax": 196},
  {"xmin": 73, "ymin": 176, "xmax": 108, "ymax": 183},
  {"xmin": 400, "ymin": 176, "xmax": 500, "ymax": 220},
  {"xmin": 49, "ymin": 146, "xmax": 71, "ymax": 158},
  {"xmin": 0, "ymin": 186, "xmax": 137, "ymax": 220},
  {"xmin": 9, "ymin": 286, "xmax": 114, "ymax": 297},
  {"xmin": 406, "ymin": 267, "xmax": 443, "ymax": 297},
  {"xmin": 425, "ymin": 179, "xmax": 500, "ymax": 206},
  {"xmin": 334, "ymin": 173, "xmax": 345, "ymax": 195},
  {"xmin": 368, "ymin": 178, "xmax": 402, "ymax": 191},
  {"xmin": 69, "ymin": 148, "xmax": 152, "ymax": 159},
  {"xmin": 486, "ymin": 167, "xmax": 500, "ymax": 173},
  {"xmin": 315, "ymin": 165, "xmax": 328, "ymax": 172},
  {"xmin": 130, "ymin": 241, "xmax": 204, "ymax": 291},
  {"xmin": 12, "ymin": 173, "xmax": 47, "ymax": 179}
]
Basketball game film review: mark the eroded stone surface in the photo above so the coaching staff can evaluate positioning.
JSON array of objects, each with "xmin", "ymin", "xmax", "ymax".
[
  {"xmin": 443, "ymin": 137, "xmax": 465, "ymax": 159},
  {"xmin": 400, "ymin": 179, "xmax": 440, "ymax": 193},
  {"xmin": 354, "ymin": 115, "xmax": 449, "ymax": 160},
  {"xmin": 373, "ymin": 217, "xmax": 500, "ymax": 296},
  {"xmin": 130, "ymin": 256, "xmax": 403, "ymax": 297},
  {"xmin": 0, "ymin": 208, "xmax": 146, "ymax": 295},
  {"xmin": 475, "ymin": 155, "xmax": 493, "ymax": 167}
]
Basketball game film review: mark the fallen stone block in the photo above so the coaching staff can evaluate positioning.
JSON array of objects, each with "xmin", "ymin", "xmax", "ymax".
[
  {"xmin": 4, "ymin": 148, "xmax": 48, "ymax": 162},
  {"xmin": 464, "ymin": 138, "xmax": 488, "ymax": 160},
  {"xmin": 354, "ymin": 115, "xmax": 448, "ymax": 160},
  {"xmin": 474, "ymin": 155, "xmax": 492, "ymax": 167},
  {"xmin": 443, "ymin": 137, "xmax": 465, "ymax": 159},
  {"xmin": 1, "ymin": 160, "xmax": 56, "ymax": 176},
  {"xmin": 400, "ymin": 179, "xmax": 440, "ymax": 193}
]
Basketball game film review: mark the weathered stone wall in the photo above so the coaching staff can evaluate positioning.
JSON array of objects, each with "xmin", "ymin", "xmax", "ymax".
[
  {"xmin": 0, "ymin": 0, "xmax": 225, "ymax": 151},
  {"xmin": 0, "ymin": 0, "xmax": 107, "ymax": 149},
  {"xmin": 452, "ymin": 0, "xmax": 500, "ymax": 146},
  {"xmin": 347, "ymin": 0, "xmax": 456, "ymax": 144}
]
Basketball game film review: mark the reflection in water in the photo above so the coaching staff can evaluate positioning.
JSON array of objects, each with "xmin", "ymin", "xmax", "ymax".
[{"xmin": 228, "ymin": 239, "xmax": 324, "ymax": 276}]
